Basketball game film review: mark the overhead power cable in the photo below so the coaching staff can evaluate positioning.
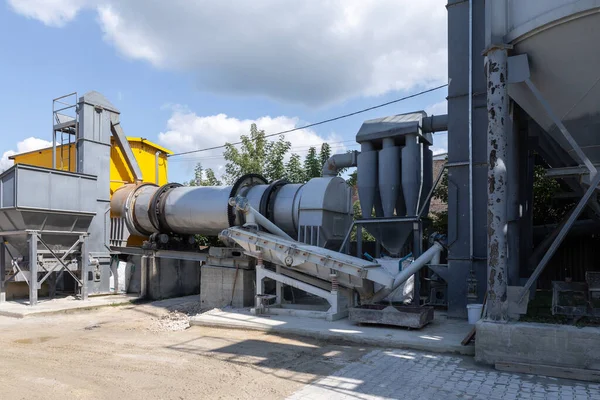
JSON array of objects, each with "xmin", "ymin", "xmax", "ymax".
[
  {"xmin": 168, "ymin": 83, "xmax": 448, "ymax": 157},
  {"xmin": 169, "ymin": 140, "xmax": 359, "ymax": 163}
]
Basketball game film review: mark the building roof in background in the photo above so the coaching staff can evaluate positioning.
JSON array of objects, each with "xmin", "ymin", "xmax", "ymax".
[{"xmin": 8, "ymin": 137, "xmax": 173, "ymax": 159}]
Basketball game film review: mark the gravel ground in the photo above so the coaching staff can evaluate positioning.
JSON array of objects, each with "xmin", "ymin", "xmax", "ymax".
[{"xmin": 0, "ymin": 300, "xmax": 367, "ymax": 400}]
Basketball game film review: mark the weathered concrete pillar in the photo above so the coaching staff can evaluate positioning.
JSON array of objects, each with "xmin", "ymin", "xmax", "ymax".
[{"xmin": 484, "ymin": 46, "xmax": 509, "ymax": 322}]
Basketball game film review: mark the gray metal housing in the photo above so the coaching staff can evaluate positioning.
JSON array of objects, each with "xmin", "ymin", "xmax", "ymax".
[
  {"xmin": 354, "ymin": 111, "xmax": 439, "ymax": 255},
  {"xmin": 1, "ymin": 91, "xmax": 146, "ymax": 304}
]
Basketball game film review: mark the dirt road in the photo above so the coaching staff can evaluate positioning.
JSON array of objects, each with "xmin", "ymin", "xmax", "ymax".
[{"xmin": 0, "ymin": 301, "xmax": 367, "ymax": 400}]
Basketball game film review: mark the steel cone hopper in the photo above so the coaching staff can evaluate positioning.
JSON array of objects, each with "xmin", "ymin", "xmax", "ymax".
[{"xmin": 354, "ymin": 111, "xmax": 439, "ymax": 255}]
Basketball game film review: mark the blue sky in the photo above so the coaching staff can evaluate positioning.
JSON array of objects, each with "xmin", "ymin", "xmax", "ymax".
[{"xmin": 0, "ymin": 0, "xmax": 448, "ymax": 182}]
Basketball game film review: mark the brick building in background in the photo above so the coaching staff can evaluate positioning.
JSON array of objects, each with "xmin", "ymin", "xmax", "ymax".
[{"xmin": 430, "ymin": 153, "xmax": 447, "ymax": 215}]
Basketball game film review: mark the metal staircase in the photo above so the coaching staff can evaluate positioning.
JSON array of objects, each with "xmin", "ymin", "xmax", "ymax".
[{"xmin": 52, "ymin": 92, "xmax": 78, "ymax": 171}]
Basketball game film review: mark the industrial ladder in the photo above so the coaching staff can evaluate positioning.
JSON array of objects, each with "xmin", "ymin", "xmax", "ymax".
[{"xmin": 52, "ymin": 92, "xmax": 78, "ymax": 171}]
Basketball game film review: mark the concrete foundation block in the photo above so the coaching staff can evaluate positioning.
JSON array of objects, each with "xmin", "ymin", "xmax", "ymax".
[
  {"xmin": 146, "ymin": 258, "xmax": 200, "ymax": 300},
  {"xmin": 201, "ymin": 265, "xmax": 255, "ymax": 309},
  {"xmin": 476, "ymin": 320, "xmax": 600, "ymax": 370}
]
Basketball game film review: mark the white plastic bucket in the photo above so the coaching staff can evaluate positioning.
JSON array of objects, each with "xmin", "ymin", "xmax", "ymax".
[{"xmin": 467, "ymin": 303, "xmax": 483, "ymax": 325}]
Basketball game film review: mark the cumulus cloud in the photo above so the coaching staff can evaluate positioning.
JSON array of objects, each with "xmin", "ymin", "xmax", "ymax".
[
  {"xmin": 7, "ymin": 0, "xmax": 89, "ymax": 27},
  {"xmin": 8, "ymin": 0, "xmax": 448, "ymax": 105},
  {"xmin": 159, "ymin": 107, "xmax": 344, "ymax": 176},
  {"xmin": 426, "ymin": 100, "xmax": 448, "ymax": 116},
  {"xmin": 0, "ymin": 137, "xmax": 53, "ymax": 172}
]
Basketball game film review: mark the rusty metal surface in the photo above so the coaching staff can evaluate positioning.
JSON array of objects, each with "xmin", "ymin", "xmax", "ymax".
[{"xmin": 484, "ymin": 47, "xmax": 510, "ymax": 322}]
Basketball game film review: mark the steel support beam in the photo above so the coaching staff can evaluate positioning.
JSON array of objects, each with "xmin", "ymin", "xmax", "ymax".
[
  {"xmin": 545, "ymin": 166, "xmax": 590, "ymax": 178},
  {"xmin": 0, "ymin": 240, "xmax": 5, "ymax": 303},
  {"xmin": 484, "ymin": 46, "xmax": 509, "ymax": 322},
  {"xmin": 37, "ymin": 235, "xmax": 82, "ymax": 286},
  {"xmin": 524, "ymin": 79, "xmax": 597, "ymax": 177},
  {"xmin": 519, "ymin": 170, "xmax": 600, "ymax": 303},
  {"xmin": 109, "ymin": 113, "xmax": 144, "ymax": 182},
  {"xmin": 28, "ymin": 233, "xmax": 38, "ymax": 306},
  {"xmin": 80, "ymin": 235, "xmax": 88, "ymax": 300}
]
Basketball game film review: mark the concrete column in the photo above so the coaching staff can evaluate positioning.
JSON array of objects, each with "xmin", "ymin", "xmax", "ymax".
[
  {"xmin": 484, "ymin": 47, "xmax": 509, "ymax": 322},
  {"xmin": 0, "ymin": 241, "xmax": 6, "ymax": 303},
  {"xmin": 29, "ymin": 233, "xmax": 38, "ymax": 306},
  {"xmin": 140, "ymin": 256, "xmax": 148, "ymax": 298}
]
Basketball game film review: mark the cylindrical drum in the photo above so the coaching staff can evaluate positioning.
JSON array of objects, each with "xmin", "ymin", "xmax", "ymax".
[
  {"xmin": 402, "ymin": 134, "xmax": 423, "ymax": 216},
  {"xmin": 357, "ymin": 142, "xmax": 378, "ymax": 218},
  {"xmin": 161, "ymin": 186, "xmax": 234, "ymax": 235},
  {"xmin": 378, "ymin": 138, "xmax": 401, "ymax": 218},
  {"xmin": 272, "ymin": 183, "xmax": 304, "ymax": 236},
  {"xmin": 132, "ymin": 185, "xmax": 160, "ymax": 235},
  {"xmin": 420, "ymin": 146, "xmax": 433, "ymax": 216}
]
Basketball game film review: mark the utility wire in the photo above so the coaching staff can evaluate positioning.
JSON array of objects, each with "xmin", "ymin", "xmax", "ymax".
[
  {"xmin": 168, "ymin": 83, "xmax": 448, "ymax": 157},
  {"xmin": 169, "ymin": 140, "xmax": 359, "ymax": 163}
]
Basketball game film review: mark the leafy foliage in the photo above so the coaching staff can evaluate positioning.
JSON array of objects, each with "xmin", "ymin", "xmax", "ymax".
[
  {"xmin": 319, "ymin": 142, "xmax": 332, "ymax": 169},
  {"xmin": 285, "ymin": 153, "xmax": 305, "ymax": 183},
  {"xmin": 187, "ymin": 163, "xmax": 221, "ymax": 186},
  {"xmin": 346, "ymin": 170, "xmax": 357, "ymax": 187},
  {"xmin": 222, "ymin": 123, "xmax": 270, "ymax": 183},
  {"xmin": 303, "ymin": 147, "xmax": 322, "ymax": 180},
  {"xmin": 186, "ymin": 125, "xmax": 355, "ymax": 242},
  {"xmin": 532, "ymin": 165, "xmax": 574, "ymax": 225},
  {"xmin": 351, "ymin": 200, "xmax": 375, "ymax": 242},
  {"xmin": 429, "ymin": 159, "xmax": 574, "ymax": 233}
]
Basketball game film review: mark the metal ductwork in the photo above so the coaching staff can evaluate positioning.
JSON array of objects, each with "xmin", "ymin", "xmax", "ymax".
[{"xmin": 322, "ymin": 150, "xmax": 358, "ymax": 177}]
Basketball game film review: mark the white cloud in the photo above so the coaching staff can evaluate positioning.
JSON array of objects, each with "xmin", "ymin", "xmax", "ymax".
[
  {"xmin": 425, "ymin": 100, "xmax": 448, "ymax": 155},
  {"xmin": 0, "ymin": 137, "xmax": 53, "ymax": 172},
  {"xmin": 426, "ymin": 100, "xmax": 448, "ymax": 116},
  {"xmin": 9, "ymin": 0, "xmax": 448, "ymax": 105},
  {"xmin": 7, "ymin": 0, "xmax": 89, "ymax": 27},
  {"xmin": 431, "ymin": 132, "xmax": 448, "ymax": 156},
  {"xmin": 160, "ymin": 107, "xmax": 343, "ymax": 177}
]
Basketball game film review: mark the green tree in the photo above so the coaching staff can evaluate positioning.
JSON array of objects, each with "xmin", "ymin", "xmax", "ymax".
[
  {"xmin": 188, "ymin": 163, "xmax": 221, "ymax": 186},
  {"xmin": 204, "ymin": 168, "xmax": 222, "ymax": 186},
  {"xmin": 286, "ymin": 153, "xmax": 305, "ymax": 183},
  {"xmin": 222, "ymin": 124, "xmax": 292, "ymax": 183},
  {"xmin": 532, "ymin": 165, "xmax": 574, "ymax": 225},
  {"xmin": 264, "ymin": 135, "xmax": 292, "ymax": 181},
  {"xmin": 319, "ymin": 142, "xmax": 331, "ymax": 169},
  {"xmin": 351, "ymin": 200, "xmax": 376, "ymax": 242},
  {"xmin": 346, "ymin": 170, "xmax": 358, "ymax": 187},
  {"xmin": 223, "ymin": 123, "xmax": 269, "ymax": 183},
  {"xmin": 304, "ymin": 146, "xmax": 322, "ymax": 179},
  {"xmin": 429, "ymin": 160, "xmax": 575, "ymax": 233}
]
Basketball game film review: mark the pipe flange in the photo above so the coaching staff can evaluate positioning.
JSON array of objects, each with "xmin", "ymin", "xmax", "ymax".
[
  {"xmin": 149, "ymin": 183, "xmax": 182, "ymax": 233},
  {"xmin": 227, "ymin": 174, "xmax": 267, "ymax": 227},
  {"xmin": 259, "ymin": 179, "xmax": 289, "ymax": 221}
]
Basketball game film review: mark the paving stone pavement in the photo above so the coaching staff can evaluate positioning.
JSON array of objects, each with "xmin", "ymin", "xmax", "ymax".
[{"xmin": 287, "ymin": 349, "xmax": 600, "ymax": 400}]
